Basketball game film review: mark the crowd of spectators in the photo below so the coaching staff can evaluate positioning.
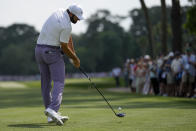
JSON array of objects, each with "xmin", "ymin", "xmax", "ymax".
[{"xmin": 113, "ymin": 48, "xmax": 196, "ymax": 98}]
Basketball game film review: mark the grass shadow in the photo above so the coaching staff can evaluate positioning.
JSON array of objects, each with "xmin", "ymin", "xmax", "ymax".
[
  {"xmin": 8, "ymin": 123, "xmax": 56, "ymax": 128},
  {"xmin": 123, "ymin": 100, "xmax": 196, "ymax": 109},
  {"xmin": 0, "ymin": 81, "xmax": 196, "ymax": 110}
]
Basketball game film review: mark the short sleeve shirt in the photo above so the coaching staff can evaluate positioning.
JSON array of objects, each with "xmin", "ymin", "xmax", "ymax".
[
  {"xmin": 37, "ymin": 8, "xmax": 72, "ymax": 46},
  {"xmin": 171, "ymin": 58, "xmax": 183, "ymax": 73},
  {"xmin": 182, "ymin": 54, "xmax": 196, "ymax": 76}
]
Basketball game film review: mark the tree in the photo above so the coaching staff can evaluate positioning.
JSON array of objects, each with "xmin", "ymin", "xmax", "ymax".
[
  {"xmin": 140, "ymin": 0, "xmax": 154, "ymax": 57},
  {"xmin": 76, "ymin": 10, "xmax": 127, "ymax": 72},
  {"xmin": 185, "ymin": 5, "xmax": 196, "ymax": 35},
  {"xmin": 0, "ymin": 5, "xmax": 193, "ymax": 74},
  {"xmin": 0, "ymin": 44, "xmax": 38, "ymax": 75},
  {"xmin": 161, "ymin": 0, "xmax": 168, "ymax": 55},
  {"xmin": 171, "ymin": 0, "xmax": 182, "ymax": 52},
  {"xmin": 0, "ymin": 24, "xmax": 39, "ymax": 75}
]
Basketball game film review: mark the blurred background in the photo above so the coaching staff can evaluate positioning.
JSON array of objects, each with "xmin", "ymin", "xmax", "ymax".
[{"xmin": 0, "ymin": 0, "xmax": 195, "ymax": 77}]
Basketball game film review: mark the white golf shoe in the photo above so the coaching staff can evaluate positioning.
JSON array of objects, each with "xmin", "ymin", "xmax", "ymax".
[
  {"xmin": 47, "ymin": 116, "xmax": 54, "ymax": 123},
  {"xmin": 48, "ymin": 115, "xmax": 69, "ymax": 123},
  {"xmin": 44, "ymin": 108, "xmax": 64, "ymax": 126}
]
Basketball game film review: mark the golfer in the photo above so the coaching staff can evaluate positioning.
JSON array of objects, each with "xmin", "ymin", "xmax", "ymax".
[{"xmin": 35, "ymin": 4, "xmax": 84, "ymax": 126}]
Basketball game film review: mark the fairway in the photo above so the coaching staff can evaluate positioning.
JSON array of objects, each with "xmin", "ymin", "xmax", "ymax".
[{"xmin": 0, "ymin": 78, "xmax": 196, "ymax": 131}]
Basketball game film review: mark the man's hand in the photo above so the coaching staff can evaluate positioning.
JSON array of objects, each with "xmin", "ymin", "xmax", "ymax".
[
  {"xmin": 61, "ymin": 42, "xmax": 80, "ymax": 68},
  {"xmin": 69, "ymin": 58, "xmax": 80, "ymax": 68},
  {"xmin": 73, "ymin": 57, "xmax": 80, "ymax": 68}
]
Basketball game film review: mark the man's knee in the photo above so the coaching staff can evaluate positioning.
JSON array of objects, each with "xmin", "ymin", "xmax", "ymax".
[{"xmin": 53, "ymin": 81, "xmax": 64, "ymax": 89}]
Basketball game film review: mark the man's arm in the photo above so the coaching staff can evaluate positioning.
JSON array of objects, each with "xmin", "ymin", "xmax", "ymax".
[
  {"xmin": 60, "ymin": 41, "xmax": 80, "ymax": 68},
  {"xmin": 68, "ymin": 36, "xmax": 75, "ymax": 54}
]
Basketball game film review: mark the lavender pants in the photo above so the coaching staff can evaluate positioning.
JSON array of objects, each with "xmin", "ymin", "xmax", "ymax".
[{"xmin": 35, "ymin": 44, "xmax": 65, "ymax": 112}]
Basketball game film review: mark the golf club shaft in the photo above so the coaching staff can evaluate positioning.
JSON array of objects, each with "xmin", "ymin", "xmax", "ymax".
[{"xmin": 79, "ymin": 67, "xmax": 117, "ymax": 116}]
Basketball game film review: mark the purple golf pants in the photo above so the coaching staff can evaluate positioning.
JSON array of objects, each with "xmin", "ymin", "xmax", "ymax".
[{"xmin": 35, "ymin": 44, "xmax": 65, "ymax": 112}]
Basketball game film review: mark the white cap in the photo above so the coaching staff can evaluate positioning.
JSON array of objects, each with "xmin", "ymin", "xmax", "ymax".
[
  {"xmin": 68, "ymin": 4, "xmax": 84, "ymax": 20},
  {"xmin": 168, "ymin": 52, "xmax": 174, "ymax": 57},
  {"xmin": 144, "ymin": 55, "xmax": 150, "ymax": 59}
]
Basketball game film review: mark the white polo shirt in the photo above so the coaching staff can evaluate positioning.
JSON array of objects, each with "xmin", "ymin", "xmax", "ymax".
[
  {"xmin": 37, "ymin": 8, "xmax": 72, "ymax": 46},
  {"xmin": 171, "ymin": 58, "xmax": 183, "ymax": 73},
  {"xmin": 182, "ymin": 54, "xmax": 196, "ymax": 76}
]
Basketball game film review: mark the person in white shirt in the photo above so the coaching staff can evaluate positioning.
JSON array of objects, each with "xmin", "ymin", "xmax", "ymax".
[
  {"xmin": 35, "ymin": 4, "xmax": 84, "ymax": 125},
  {"xmin": 128, "ymin": 59, "xmax": 136, "ymax": 92},
  {"xmin": 112, "ymin": 67, "xmax": 121, "ymax": 87},
  {"xmin": 171, "ymin": 51, "xmax": 183, "ymax": 96},
  {"xmin": 180, "ymin": 48, "xmax": 196, "ymax": 97}
]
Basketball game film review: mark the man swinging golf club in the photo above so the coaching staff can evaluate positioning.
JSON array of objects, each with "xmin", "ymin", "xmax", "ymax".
[{"xmin": 35, "ymin": 4, "xmax": 84, "ymax": 126}]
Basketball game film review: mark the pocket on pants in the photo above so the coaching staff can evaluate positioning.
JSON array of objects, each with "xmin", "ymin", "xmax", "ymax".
[{"xmin": 43, "ymin": 50, "xmax": 61, "ymax": 64}]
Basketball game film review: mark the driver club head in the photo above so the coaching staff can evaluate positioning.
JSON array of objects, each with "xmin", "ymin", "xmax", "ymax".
[{"xmin": 116, "ymin": 113, "xmax": 125, "ymax": 117}]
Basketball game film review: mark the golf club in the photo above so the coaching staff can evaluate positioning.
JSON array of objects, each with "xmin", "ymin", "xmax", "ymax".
[{"xmin": 79, "ymin": 67, "xmax": 125, "ymax": 118}]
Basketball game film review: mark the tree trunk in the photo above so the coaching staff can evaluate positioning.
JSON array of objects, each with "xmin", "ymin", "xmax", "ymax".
[
  {"xmin": 161, "ymin": 0, "xmax": 168, "ymax": 55},
  {"xmin": 140, "ymin": 0, "xmax": 154, "ymax": 58},
  {"xmin": 171, "ymin": 0, "xmax": 182, "ymax": 52}
]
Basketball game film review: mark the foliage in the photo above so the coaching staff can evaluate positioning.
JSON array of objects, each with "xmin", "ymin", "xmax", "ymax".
[
  {"xmin": 0, "ymin": 6, "xmax": 195, "ymax": 74},
  {"xmin": 75, "ymin": 10, "xmax": 130, "ymax": 72},
  {"xmin": 0, "ymin": 24, "xmax": 39, "ymax": 75},
  {"xmin": 129, "ymin": 6, "xmax": 172, "ymax": 55},
  {"xmin": 129, "ymin": 6, "xmax": 195, "ymax": 55},
  {"xmin": 185, "ymin": 5, "xmax": 196, "ymax": 35},
  {"xmin": 0, "ymin": 44, "xmax": 37, "ymax": 75}
]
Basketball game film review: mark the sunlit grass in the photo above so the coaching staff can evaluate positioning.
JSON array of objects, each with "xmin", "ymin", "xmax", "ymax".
[{"xmin": 0, "ymin": 77, "xmax": 196, "ymax": 131}]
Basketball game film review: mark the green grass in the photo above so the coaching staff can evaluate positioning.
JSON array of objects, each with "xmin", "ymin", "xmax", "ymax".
[{"xmin": 0, "ymin": 77, "xmax": 196, "ymax": 131}]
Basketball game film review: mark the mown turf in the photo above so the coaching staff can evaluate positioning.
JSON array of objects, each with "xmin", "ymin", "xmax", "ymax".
[{"xmin": 0, "ymin": 77, "xmax": 196, "ymax": 131}]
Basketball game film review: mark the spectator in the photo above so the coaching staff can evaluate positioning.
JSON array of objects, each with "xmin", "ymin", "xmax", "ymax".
[
  {"xmin": 159, "ymin": 56, "xmax": 168, "ymax": 96},
  {"xmin": 128, "ymin": 59, "xmax": 136, "ymax": 92},
  {"xmin": 135, "ymin": 59, "xmax": 146, "ymax": 94},
  {"xmin": 157, "ymin": 54, "xmax": 164, "ymax": 71},
  {"xmin": 149, "ymin": 60, "xmax": 160, "ymax": 95},
  {"xmin": 180, "ymin": 48, "xmax": 196, "ymax": 97},
  {"xmin": 120, "ymin": 48, "xmax": 195, "ymax": 99},
  {"xmin": 123, "ymin": 59, "xmax": 130, "ymax": 87},
  {"xmin": 143, "ymin": 55, "xmax": 151, "ymax": 95},
  {"xmin": 112, "ymin": 67, "xmax": 121, "ymax": 88},
  {"xmin": 165, "ymin": 52, "xmax": 175, "ymax": 96},
  {"xmin": 171, "ymin": 51, "xmax": 183, "ymax": 96}
]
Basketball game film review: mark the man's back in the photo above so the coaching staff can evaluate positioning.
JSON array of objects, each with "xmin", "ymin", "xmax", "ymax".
[{"xmin": 37, "ymin": 9, "xmax": 72, "ymax": 46}]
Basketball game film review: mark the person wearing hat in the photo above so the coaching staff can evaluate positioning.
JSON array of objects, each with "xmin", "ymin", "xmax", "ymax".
[
  {"xmin": 171, "ymin": 51, "xmax": 183, "ymax": 96},
  {"xmin": 165, "ymin": 52, "xmax": 175, "ymax": 96},
  {"xmin": 35, "ymin": 4, "xmax": 84, "ymax": 126}
]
